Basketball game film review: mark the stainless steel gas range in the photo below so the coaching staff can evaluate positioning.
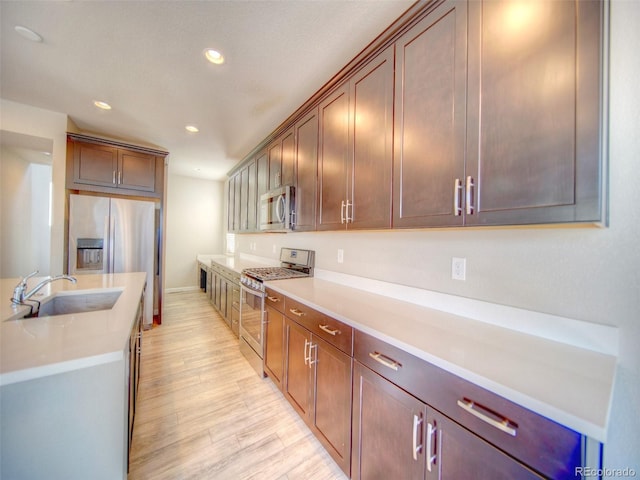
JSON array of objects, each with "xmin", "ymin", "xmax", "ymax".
[{"xmin": 239, "ymin": 248, "xmax": 315, "ymax": 377}]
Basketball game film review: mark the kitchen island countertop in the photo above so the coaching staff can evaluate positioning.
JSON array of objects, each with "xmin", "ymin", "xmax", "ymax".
[
  {"xmin": 265, "ymin": 275, "xmax": 617, "ymax": 443},
  {"xmin": 0, "ymin": 272, "xmax": 146, "ymax": 386}
]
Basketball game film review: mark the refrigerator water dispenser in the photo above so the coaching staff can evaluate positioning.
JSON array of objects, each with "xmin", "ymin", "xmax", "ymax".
[{"xmin": 76, "ymin": 238, "xmax": 104, "ymax": 270}]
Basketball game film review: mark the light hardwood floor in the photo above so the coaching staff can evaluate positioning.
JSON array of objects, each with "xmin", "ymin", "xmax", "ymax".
[{"xmin": 128, "ymin": 290, "xmax": 348, "ymax": 480}]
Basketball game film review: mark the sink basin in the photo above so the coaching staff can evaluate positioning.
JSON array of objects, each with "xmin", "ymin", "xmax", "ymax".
[{"xmin": 36, "ymin": 290, "xmax": 122, "ymax": 317}]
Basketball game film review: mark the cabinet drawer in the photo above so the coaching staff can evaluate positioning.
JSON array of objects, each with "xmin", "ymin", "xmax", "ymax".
[
  {"xmin": 354, "ymin": 330, "xmax": 583, "ymax": 480},
  {"xmin": 265, "ymin": 288, "xmax": 285, "ymax": 313},
  {"xmin": 285, "ymin": 297, "xmax": 353, "ymax": 355}
]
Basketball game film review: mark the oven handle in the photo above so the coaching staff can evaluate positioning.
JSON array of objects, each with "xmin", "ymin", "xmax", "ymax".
[{"xmin": 241, "ymin": 284, "xmax": 266, "ymax": 298}]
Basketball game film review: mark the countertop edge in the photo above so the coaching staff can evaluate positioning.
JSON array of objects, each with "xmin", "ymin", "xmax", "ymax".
[{"xmin": 0, "ymin": 350, "xmax": 124, "ymax": 387}]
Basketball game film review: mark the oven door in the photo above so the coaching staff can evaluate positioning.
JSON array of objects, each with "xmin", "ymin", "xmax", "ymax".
[{"xmin": 239, "ymin": 284, "xmax": 265, "ymax": 358}]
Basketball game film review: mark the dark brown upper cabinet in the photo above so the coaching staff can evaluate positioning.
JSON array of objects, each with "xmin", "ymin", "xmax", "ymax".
[
  {"xmin": 318, "ymin": 46, "xmax": 395, "ymax": 231},
  {"xmin": 229, "ymin": 0, "xmax": 606, "ymax": 232},
  {"xmin": 239, "ymin": 160, "xmax": 257, "ymax": 232},
  {"xmin": 465, "ymin": 0, "xmax": 604, "ymax": 226},
  {"xmin": 394, "ymin": 0, "xmax": 605, "ymax": 228},
  {"xmin": 268, "ymin": 127, "xmax": 295, "ymax": 190},
  {"xmin": 393, "ymin": 0, "xmax": 468, "ymax": 228},
  {"xmin": 67, "ymin": 135, "xmax": 165, "ymax": 198},
  {"xmin": 292, "ymin": 108, "xmax": 319, "ymax": 231}
]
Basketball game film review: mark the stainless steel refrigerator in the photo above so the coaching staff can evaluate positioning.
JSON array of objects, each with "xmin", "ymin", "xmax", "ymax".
[{"xmin": 68, "ymin": 193, "xmax": 155, "ymax": 327}]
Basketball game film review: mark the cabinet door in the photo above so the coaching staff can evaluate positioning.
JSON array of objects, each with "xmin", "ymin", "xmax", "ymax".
[
  {"xmin": 312, "ymin": 335, "xmax": 353, "ymax": 475},
  {"xmin": 281, "ymin": 128, "xmax": 296, "ymax": 187},
  {"xmin": 73, "ymin": 142, "xmax": 119, "ymax": 187},
  {"xmin": 264, "ymin": 306, "xmax": 285, "ymax": 390},
  {"xmin": 352, "ymin": 361, "xmax": 427, "ymax": 480},
  {"xmin": 233, "ymin": 174, "xmax": 242, "ymax": 233},
  {"xmin": 227, "ymin": 178, "xmax": 236, "ymax": 232},
  {"xmin": 425, "ymin": 410, "xmax": 544, "ymax": 480},
  {"xmin": 118, "ymin": 150, "xmax": 156, "ymax": 192},
  {"xmin": 350, "ymin": 46, "xmax": 394, "ymax": 230},
  {"xmin": 294, "ymin": 109, "xmax": 318, "ymax": 231},
  {"xmin": 240, "ymin": 165, "xmax": 250, "ymax": 231},
  {"xmin": 284, "ymin": 318, "xmax": 312, "ymax": 421},
  {"xmin": 256, "ymin": 149, "xmax": 269, "ymax": 199},
  {"xmin": 393, "ymin": 0, "xmax": 467, "ymax": 228},
  {"xmin": 247, "ymin": 160, "xmax": 257, "ymax": 231},
  {"xmin": 268, "ymin": 139, "xmax": 282, "ymax": 190},
  {"xmin": 317, "ymin": 84, "xmax": 350, "ymax": 230},
  {"xmin": 465, "ymin": 0, "xmax": 603, "ymax": 225}
]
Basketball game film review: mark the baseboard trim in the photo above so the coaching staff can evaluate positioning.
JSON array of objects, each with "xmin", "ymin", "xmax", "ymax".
[{"xmin": 165, "ymin": 286, "xmax": 201, "ymax": 294}]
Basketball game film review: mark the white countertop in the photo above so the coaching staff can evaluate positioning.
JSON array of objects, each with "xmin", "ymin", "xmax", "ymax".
[
  {"xmin": 0, "ymin": 272, "xmax": 146, "ymax": 386},
  {"xmin": 197, "ymin": 253, "xmax": 277, "ymax": 274},
  {"xmin": 264, "ymin": 275, "xmax": 617, "ymax": 443}
]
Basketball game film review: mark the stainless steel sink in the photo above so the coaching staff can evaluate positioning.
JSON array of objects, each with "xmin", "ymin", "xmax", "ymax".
[{"xmin": 36, "ymin": 290, "xmax": 122, "ymax": 317}]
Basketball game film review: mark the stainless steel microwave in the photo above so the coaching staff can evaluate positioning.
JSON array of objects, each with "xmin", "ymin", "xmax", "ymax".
[{"xmin": 260, "ymin": 185, "xmax": 294, "ymax": 232}]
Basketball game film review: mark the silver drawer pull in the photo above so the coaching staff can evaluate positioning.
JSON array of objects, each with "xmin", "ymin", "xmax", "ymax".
[
  {"xmin": 319, "ymin": 324, "xmax": 339, "ymax": 336},
  {"xmin": 267, "ymin": 296, "xmax": 280, "ymax": 303},
  {"xmin": 369, "ymin": 351, "xmax": 401, "ymax": 371},
  {"xmin": 289, "ymin": 308, "xmax": 306, "ymax": 317},
  {"xmin": 457, "ymin": 398, "xmax": 517, "ymax": 436}
]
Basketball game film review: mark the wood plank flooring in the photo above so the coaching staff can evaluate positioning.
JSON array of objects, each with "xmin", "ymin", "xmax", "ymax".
[{"xmin": 128, "ymin": 290, "xmax": 348, "ymax": 480}]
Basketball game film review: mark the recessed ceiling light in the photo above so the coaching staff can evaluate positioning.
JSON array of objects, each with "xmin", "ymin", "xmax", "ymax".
[
  {"xmin": 14, "ymin": 25, "xmax": 43, "ymax": 43},
  {"xmin": 204, "ymin": 49, "xmax": 224, "ymax": 65},
  {"xmin": 93, "ymin": 100, "xmax": 112, "ymax": 110},
  {"xmin": 185, "ymin": 125, "xmax": 199, "ymax": 133}
]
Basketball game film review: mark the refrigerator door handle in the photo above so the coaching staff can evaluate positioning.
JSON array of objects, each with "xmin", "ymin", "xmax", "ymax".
[{"xmin": 105, "ymin": 215, "xmax": 114, "ymax": 273}]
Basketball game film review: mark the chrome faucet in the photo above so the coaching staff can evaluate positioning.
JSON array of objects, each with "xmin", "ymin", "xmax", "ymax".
[{"xmin": 12, "ymin": 270, "xmax": 77, "ymax": 304}]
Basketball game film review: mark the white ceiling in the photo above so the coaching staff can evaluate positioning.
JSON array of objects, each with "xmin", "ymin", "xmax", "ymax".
[{"xmin": 0, "ymin": 0, "xmax": 413, "ymax": 181}]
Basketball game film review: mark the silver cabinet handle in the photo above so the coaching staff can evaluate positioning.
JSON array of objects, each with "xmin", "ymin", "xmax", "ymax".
[
  {"xmin": 426, "ymin": 421, "xmax": 437, "ymax": 472},
  {"xmin": 465, "ymin": 176, "xmax": 475, "ymax": 215},
  {"xmin": 457, "ymin": 398, "xmax": 517, "ymax": 436},
  {"xmin": 289, "ymin": 308, "xmax": 306, "ymax": 317},
  {"xmin": 112, "ymin": 170, "xmax": 117, "ymax": 185},
  {"xmin": 453, "ymin": 178, "xmax": 463, "ymax": 216},
  {"xmin": 308, "ymin": 342, "xmax": 317, "ymax": 368},
  {"xmin": 368, "ymin": 351, "xmax": 401, "ymax": 371},
  {"xmin": 304, "ymin": 338, "xmax": 310, "ymax": 365},
  {"xmin": 266, "ymin": 295, "xmax": 280, "ymax": 303},
  {"xmin": 319, "ymin": 324, "xmax": 339, "ymax": 336},
  {"xmin": 412, "ymin": 414, "xmax": 423, "ymax": 461},
  {"xmin": 346, "ymin": 200, "xmax": 353, "ymax": 223},
  {"xmin": 341, "ymin": 200, "xmax": 346, "ymax": 224}
]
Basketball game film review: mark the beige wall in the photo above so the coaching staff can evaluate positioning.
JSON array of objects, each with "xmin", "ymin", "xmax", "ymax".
[
  {"xmin": 164, "ymin": 173, "xmax": 225, "ymax": 290},
  {"xmin": 0, "ymin": 99, "xmax": 68, "ymax": 276},
  {"xmin": 231, "ymin": 3, "xmax": 640, "ymax": 471}
]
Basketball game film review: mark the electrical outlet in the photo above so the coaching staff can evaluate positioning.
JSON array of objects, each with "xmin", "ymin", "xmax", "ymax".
[
  {"xmin": 452, "ymin": 257, "xmax": 466, "ymax": 281},
  {"xmin": 337, "ymin": 249, "xmax": 344, "ymax": 264}
]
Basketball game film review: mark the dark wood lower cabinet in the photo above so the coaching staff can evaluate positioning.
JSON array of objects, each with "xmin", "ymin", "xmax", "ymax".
[
  {"xmin": 283, "ymin": 317, "xmax": 352, "ymax": 475},
  {"xmin": 284, "ymin": 318, "xmax": 312, "ymax": 420},
  {"xmin": 352, "ymin": 360, "xmax": 427, "ymax": 480},
  {"xmin": 264, "ymin": 306, "xmax": 285, "ymax": 390},
  {"xmin": 312, "ymin": 336, "xmax": 352, "ymax": 474},
  {"xmin": 430, "ymin": 410, "xmax": 543, "ymax": 480},
  {"xmin": 352, "ymin": 360, "xmax": 546, "ymax": 480}
]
